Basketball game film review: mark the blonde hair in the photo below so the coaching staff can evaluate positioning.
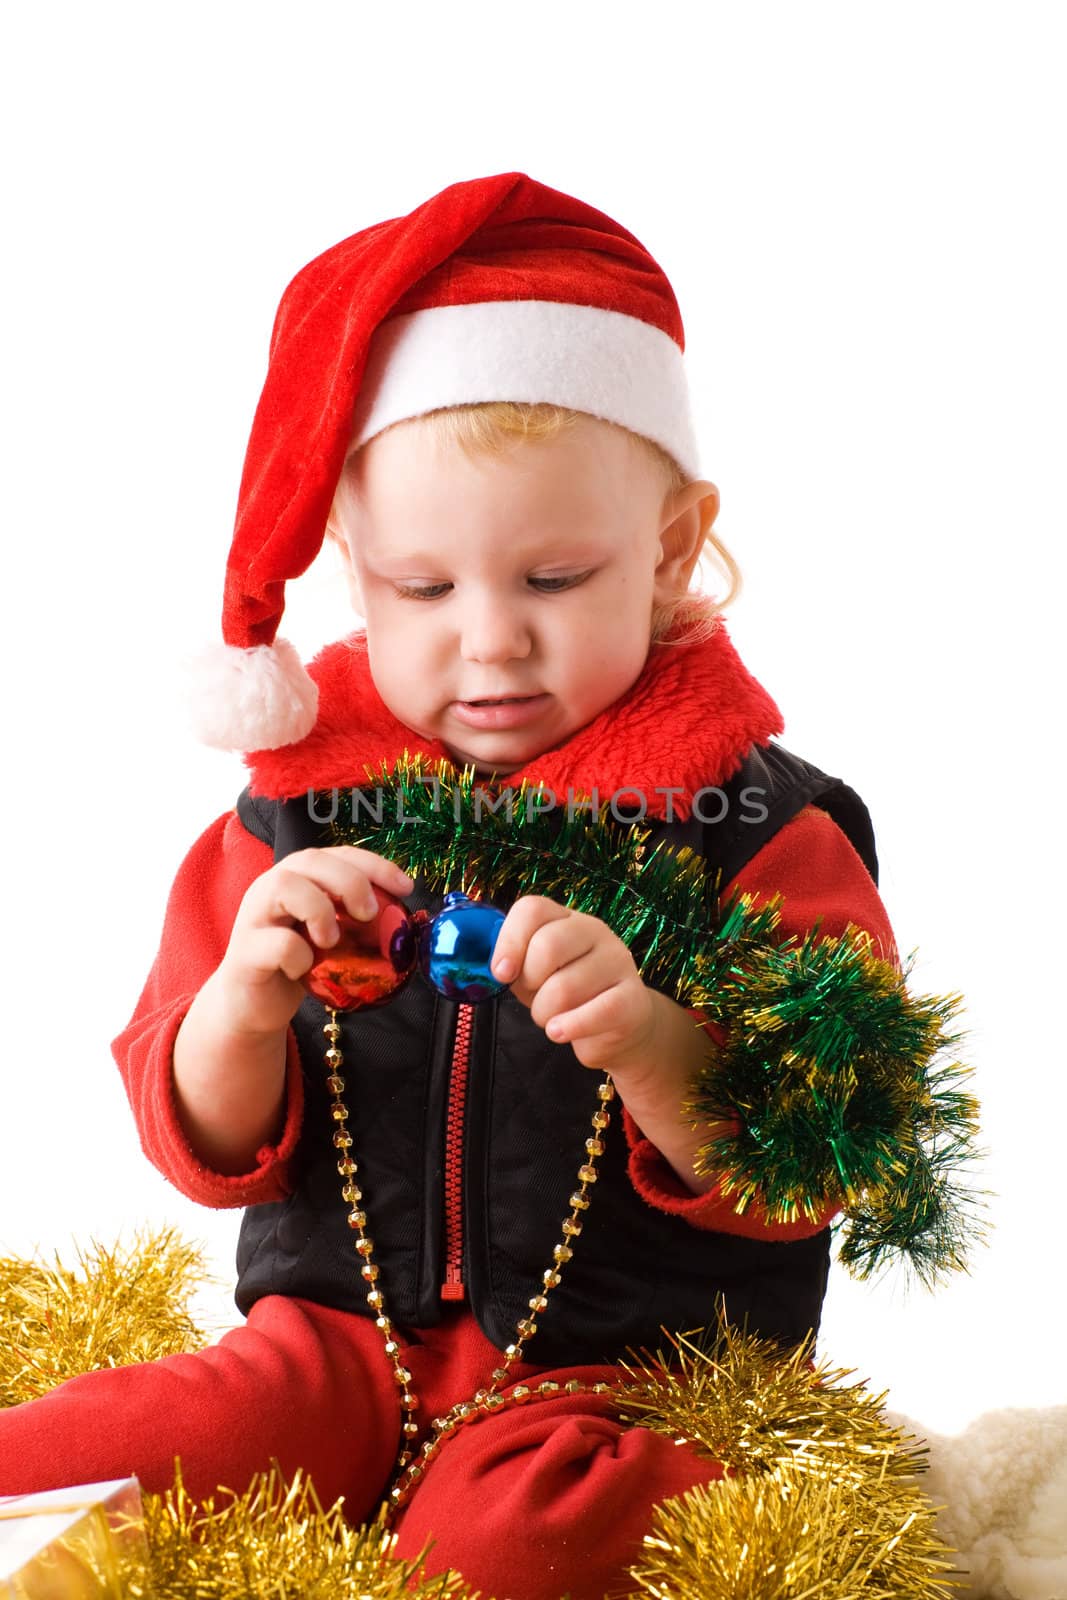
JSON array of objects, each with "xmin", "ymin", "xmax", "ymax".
[{"xmin": 327, "ymin": 402, "xmax": 742, "ymax": 646}]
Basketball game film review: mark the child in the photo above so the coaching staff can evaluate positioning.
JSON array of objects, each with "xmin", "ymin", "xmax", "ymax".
[{"xmin": 0, "ymin": 172, "xmax": 897, "ymax": 1599}]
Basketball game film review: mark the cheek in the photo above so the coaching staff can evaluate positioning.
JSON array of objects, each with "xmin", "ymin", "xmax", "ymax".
[
  {"xmin": 565, "ymin": 622, "xmax": 645, "ymax": 694},
  {"xmin": 367, "ymin": 600, "xmax": 422, "ymax": 648},
  {"xmin": 367, "ymin": 610, "xmax": 443, "ymax": 704}
]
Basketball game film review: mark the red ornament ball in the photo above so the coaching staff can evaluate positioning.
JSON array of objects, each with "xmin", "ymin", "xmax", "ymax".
[{"xmin": 304, "ymin": 888, "xmax": 418, "ymax": 1011}]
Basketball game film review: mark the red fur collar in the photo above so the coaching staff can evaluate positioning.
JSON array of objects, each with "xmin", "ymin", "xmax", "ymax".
[{"xmin": 246, "ymin": 619, "xmax": 784, "ymax": 822}]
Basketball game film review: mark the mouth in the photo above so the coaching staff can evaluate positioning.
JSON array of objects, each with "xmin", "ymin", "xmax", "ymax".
[{"xmin": 451, "ymin": 693, "xmax": 550, "ymax": 729}]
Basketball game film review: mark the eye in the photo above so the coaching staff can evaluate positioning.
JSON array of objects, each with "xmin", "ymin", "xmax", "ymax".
[
  {"xmin": 529, "ymin": 571, "xmax": 592, "ymax": 592},
  {"xmin": 394, "ymin": 583, "xmax": 452, "ymax": 601}
]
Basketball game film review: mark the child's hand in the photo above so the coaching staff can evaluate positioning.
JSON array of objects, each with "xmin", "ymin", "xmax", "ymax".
[
  {"xmin": 214, "ymin": 846, "xmax": 416, "ymax": 1037},
  {"xmin": 488, "ymin": 896, "xmax": 722, "ymax": 1192},
  {"xmin": 490, "ymin": 897, "xmax": 658, "ymax": 1074}
]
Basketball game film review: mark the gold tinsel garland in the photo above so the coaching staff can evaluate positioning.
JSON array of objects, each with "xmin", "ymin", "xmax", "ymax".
[
  {"xmin": 0, "ymin": 1228, "xmax": 209, "ymax": 1408},
  {"xmin": 614, "ymin": 1325, "xmax": 963, "ymax": 1597},
  {"xmin": 628, "ymin": 1463, "xmax": 961, "ymax": 1599},
  {"xmin": 126, "ymin": 1466, "xmax": 480, "ymax": 1600},
  {"xmin": 0, "ymin": 1234, "xmax": 964, "ymax": 1598},
  {"xmin": 615, "ymin": 1324, "xmax": 929, "ymax": 1487}
]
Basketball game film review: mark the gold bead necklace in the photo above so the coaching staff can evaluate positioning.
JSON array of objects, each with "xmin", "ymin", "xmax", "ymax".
[{"xmin": 323, "ymin": 1010, "xmax": 618, "ymax": 1517}]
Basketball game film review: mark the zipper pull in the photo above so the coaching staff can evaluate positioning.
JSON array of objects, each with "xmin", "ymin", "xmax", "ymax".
[{"xmin": 441, "ymin": 1264, "xmax": 466, "ymax": 1302}]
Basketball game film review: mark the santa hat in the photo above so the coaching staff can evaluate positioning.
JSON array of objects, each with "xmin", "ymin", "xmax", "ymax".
[{"xmin": 192, "ymin": 171, "xmax": 701, "ymax": 753}]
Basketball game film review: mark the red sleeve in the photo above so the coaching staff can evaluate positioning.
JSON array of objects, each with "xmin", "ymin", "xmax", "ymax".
[
  {"xmin": 625, "ymin": 803, "xmax": 900, "ymax": 1238},
  {"xmin": 110, "ymin": 810, "xmax": 304, "ymax": 1208}
]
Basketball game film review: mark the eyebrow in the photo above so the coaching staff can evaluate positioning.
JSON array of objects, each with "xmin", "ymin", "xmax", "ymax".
[
  {"xmin": 365, "ymin": 540, "xmax": 608, "ymax": 572},
  {"xmin": 367, "ymin": 551, "xmax": 447, "ymax": 569}
]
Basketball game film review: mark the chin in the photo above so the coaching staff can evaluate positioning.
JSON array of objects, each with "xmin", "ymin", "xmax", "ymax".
[
  {"xmin": 444, "ymin": 717, "xmax": 567, "ymax": 776},
  {"xmin": 445, "ymin": 741, "xmax": 530, "ymax": 777},
  {"xmin": 449, "ymin": 753, "xmax": 519, "ymax": 778}
]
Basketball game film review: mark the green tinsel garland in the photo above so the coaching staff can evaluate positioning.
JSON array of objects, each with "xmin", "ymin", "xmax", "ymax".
[
  {"xmin": 686, "ymin": 924, "xmax": 985, "ymax": 1286},
  {"xmin": 325, "ymin": 755, "xmax": 987, "ymax": 1285},
  {"xmin": 328, "ymin": 754, "xmax": 739, "ymax": 1000}
]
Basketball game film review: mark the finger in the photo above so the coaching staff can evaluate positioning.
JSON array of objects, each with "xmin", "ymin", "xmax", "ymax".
[
  {"xmin": 495, "ymin": 902, "xmax": 598, "ymax": 985},
  {"xmin": 543, "ymin": 982, "xmax": 642, "ymax": 1047},
  {"xmin": 490, "ymin": 897, "xmax": 579, "ymax": 985},
  {"xmin": 245, "ymin": 868, "xmax": 356, "ymax": 948},
  {"xmin": 524, "ymin": 915, "xmax": 607, "ymax": 994},
  {"xmin": 251, "ymin": 852, "xmax": 411, "ymax": 937},
  {"xmin": 260, "ymin": 927, "xmax": 319, "ymax": 984},
  {"xmin": 525, "ymin": 944, "xmax": 626, "ymax": 1031},
  {"xmin": 286, "ymin": 847, "xmax": 416, "ymax": 914},
  {"xmin": 229, "ymin": 927, "xmax": 317, "ymax": 986},
  {"xmin": 320, "ymin": 846, "xmax": 416, "ymax": 898}
]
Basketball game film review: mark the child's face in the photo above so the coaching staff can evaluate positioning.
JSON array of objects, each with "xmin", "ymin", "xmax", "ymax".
[{"xmin": 341, "ymin": 414, "xmax": 715, "ymax": 776}]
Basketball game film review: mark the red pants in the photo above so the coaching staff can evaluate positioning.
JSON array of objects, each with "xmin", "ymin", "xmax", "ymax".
[{"xmin": 0, "ymin": 1297, "xmax": 723, "ymax": 1600}]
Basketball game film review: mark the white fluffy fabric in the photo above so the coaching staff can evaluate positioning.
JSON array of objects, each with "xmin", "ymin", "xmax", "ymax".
[
  {"xmin": 187, "ymin": 637, "xmax": 319, "ymax": 752},
  {"xmin": 349, "ymin": 299, "xmax": 703, "ymax": 478},
  {"xmin": 889, "ymin": 1405, "xmax": 1067, "ymax": 1598}
]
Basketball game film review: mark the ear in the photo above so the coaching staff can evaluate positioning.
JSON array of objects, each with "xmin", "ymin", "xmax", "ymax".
[{"xmin": 653, "ymin": 480, "xmax": 721, "ymax": 602}]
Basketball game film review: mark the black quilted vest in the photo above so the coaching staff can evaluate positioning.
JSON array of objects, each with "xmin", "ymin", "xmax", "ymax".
[{"xmin": 233, "ymin": 740, "xmax": 877, "ymax": 1365}]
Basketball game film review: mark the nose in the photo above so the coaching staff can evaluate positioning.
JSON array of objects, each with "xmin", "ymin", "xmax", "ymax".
[{"xmin": 458, "ymin": 593, "xmax": 532, "ymax": 663}]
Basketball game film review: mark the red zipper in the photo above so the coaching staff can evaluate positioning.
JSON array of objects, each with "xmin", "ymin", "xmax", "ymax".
[{"xmin": 441, "ymin": 1002, "xmax": 474, "ymax": 1301}]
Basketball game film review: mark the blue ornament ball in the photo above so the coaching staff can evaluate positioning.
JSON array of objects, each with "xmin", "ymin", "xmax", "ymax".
[{"xmin": 418, "ymin": 890, "xmax": 509, "ymax": 1003}]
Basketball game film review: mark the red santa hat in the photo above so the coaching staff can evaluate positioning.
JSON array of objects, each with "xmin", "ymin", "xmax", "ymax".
[{"xmin": 192, "ymin": 171, "xmax": 701, "ymax": 752}]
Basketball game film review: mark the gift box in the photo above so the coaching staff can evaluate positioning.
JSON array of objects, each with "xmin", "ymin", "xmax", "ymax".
[{"xmin": 0, "ymin": 1480, "xmax": 146, "ymax": 1599}]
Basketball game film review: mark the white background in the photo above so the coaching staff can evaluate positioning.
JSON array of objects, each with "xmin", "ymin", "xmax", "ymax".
[{"xmin": 1, "ymin": 2, "xmax": 1063, "ymax": 1436}]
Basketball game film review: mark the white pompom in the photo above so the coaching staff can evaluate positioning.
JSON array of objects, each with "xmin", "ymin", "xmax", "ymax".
[{"xmin": 187, "ymin": 637, "xmax": 319, "ymax": 751}]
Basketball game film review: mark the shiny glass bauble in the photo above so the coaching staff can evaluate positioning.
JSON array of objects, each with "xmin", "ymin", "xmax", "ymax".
[
  {"xmin": 305, "ymin": 888, "xmax": 418, "ymax": 1011},
  {"xmin": 418, "ymin": 890, "xmax": 508, "ymax": 1003}
]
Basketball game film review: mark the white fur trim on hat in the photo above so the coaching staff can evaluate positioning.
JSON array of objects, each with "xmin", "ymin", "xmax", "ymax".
[
  {"xmin": 350, "ymin": 300, "xmax": 702, "ymax": 478},
  {"xmin": 188, "ymin": 637, "xmax": 319, "ymax": 752}
]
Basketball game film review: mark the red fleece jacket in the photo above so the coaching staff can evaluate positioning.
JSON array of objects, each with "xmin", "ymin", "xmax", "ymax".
[{"xmin": 112, "ymin": 620, "xmax": 898, "ymax": 1247}]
